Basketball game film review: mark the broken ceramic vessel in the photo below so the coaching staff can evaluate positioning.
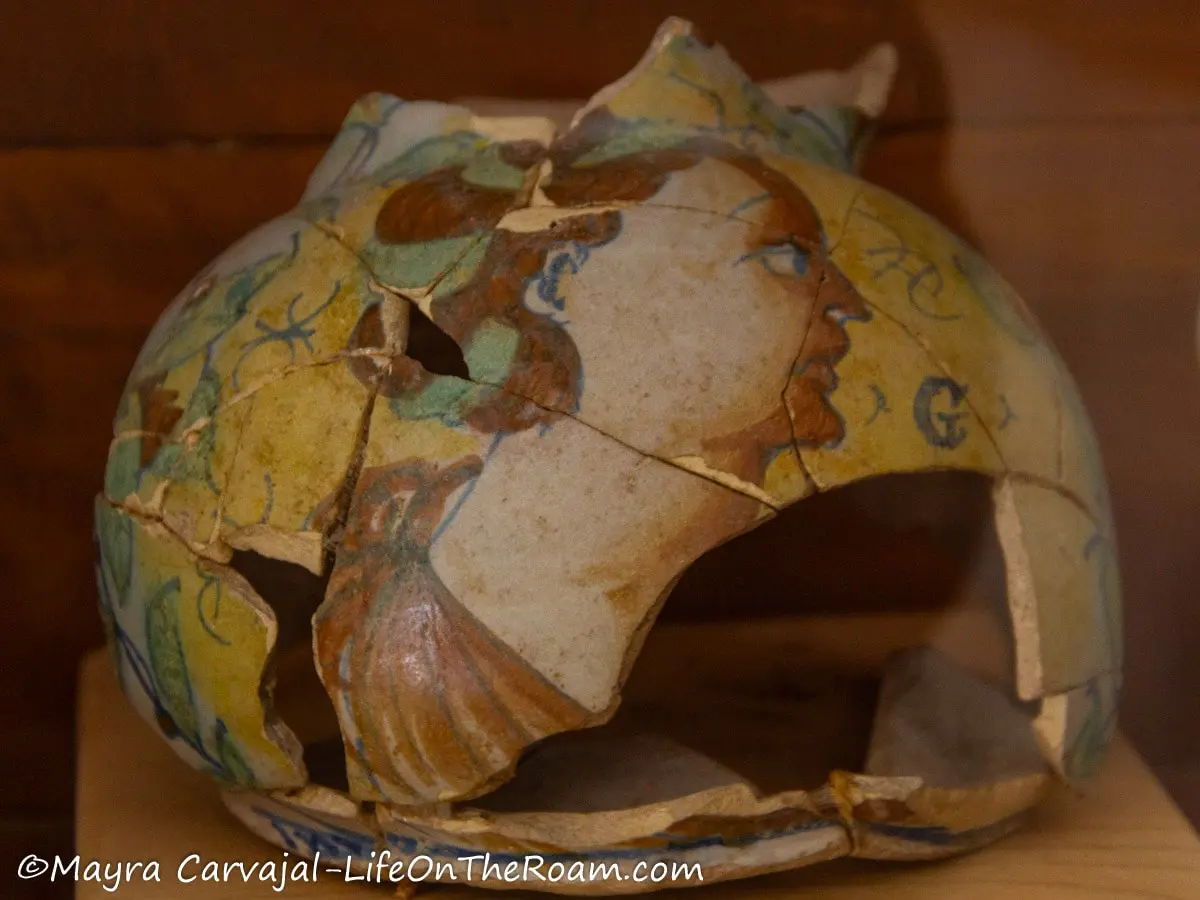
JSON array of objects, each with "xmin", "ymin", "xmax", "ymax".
[{"xmin": 96, "ymin": 18, "xmax": 1121, "ymax": 892}]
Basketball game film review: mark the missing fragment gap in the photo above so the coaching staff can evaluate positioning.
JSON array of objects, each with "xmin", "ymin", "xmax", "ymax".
[
  {"xmin": 664, "ymin": 470, "xmax": 1004, "ymax": 622},
  {"xmin": 230, "ymin": 550, "xmax": 329, "ymax": 648},
  {"xmin": 403, "ymin": 304, "xmax": 470, "ymax": 379},
  {"xmin": 472, "ymin": 470, "xmax": 1035, "ymax": 814},
  {"xmin": 228, "ymin": 549, "xmax": 347, "ymax": 791},
  {"xmin": 225, "ymin": 354, "xmax": 383, "ymax": 793}
]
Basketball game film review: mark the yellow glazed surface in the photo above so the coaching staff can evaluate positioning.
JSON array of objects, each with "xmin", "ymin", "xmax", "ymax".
[{"xmin": 95, "ymin": 17, "xmax": 1120, "ymax": 891}]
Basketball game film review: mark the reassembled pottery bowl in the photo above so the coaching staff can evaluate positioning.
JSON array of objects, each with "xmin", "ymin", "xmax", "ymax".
[{"xmin": 96, "ymin": 18, "xmax": 1121, "ymax": 893}]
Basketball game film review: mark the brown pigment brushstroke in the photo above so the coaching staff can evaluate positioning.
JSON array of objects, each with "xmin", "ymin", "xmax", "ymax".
[
  {"xmin": 786, "ymin": 268, "xmax": 870, "ymax": 449},
  {"xmin": 315, "ymin": 459, "xmax": 589, "ymax": 803},
  {"xmin": 376, "ymin": 166, "xmax": 523, "ymax": 243},
  {"xmin": 432, "ymin": 214, "xmax": 622, "ymax": 432},
  {"xmin": 316, "ymin": 114, "xmax": 872, "ymax": 802},
  {"xmin": 655, "ymin": 806, "xmax": 827, "ymax": 846},
  {"xmin": 544, "ymin": 107, "xmax": 870, "ymax": 474},
  {"xmin": 134, "ymin": 371, "xmax": 185, "ymax": 466}
]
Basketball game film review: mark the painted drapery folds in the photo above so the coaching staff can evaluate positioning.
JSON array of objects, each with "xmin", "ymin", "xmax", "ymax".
[{"xmin": 96, "ymin": 17, "xmax": 1120, "ymax": 892}]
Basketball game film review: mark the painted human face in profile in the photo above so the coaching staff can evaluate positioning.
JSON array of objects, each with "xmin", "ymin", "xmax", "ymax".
[{"xmin": 316, "ymin": 109, "xmax": 871, "ymax": 805}]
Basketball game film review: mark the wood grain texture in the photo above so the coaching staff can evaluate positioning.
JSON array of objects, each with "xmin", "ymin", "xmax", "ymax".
[
  {"xmin": 7, "ymin": 124, "xmax": 1197, "ymax": 329},
  {"xmin": 74, "ymin": 650, "xmax": 1200, "ymax": 899},
  {"xmin": 1163, "ymin": 766, "xmax": 1200, "ymax": 831},
  {"xmin": 2, "ymin": 0, "xmax": 1199, "ymax": 843},
  {"xmin": 3, "ymin": 120, "xmax": 1199, "ymax": 817},
  {"xmin": 2, "ymin": 0, "xmax": 1197, "ymax": 142}
]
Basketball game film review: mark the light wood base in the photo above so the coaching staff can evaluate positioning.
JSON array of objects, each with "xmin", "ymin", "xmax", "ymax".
[{"xmin": 77, "ymin": 650, "xmax": 1200, "ymax": 898}]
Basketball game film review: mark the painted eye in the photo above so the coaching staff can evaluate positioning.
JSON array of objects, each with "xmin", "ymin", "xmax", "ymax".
[{"xmin": 737, "ymin": 243, "xmax": 810, "ymax": 279}]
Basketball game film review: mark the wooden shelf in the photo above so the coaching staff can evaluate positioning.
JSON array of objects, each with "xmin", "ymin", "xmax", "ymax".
[{"xmin": 77, "ymin": 650, "xmax": 1200, "ymax": 898}]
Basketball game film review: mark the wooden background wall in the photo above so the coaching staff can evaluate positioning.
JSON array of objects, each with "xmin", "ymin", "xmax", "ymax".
[{"xmin": 1, "ymin": 0, "xmax": 1198, "ymax": 885}]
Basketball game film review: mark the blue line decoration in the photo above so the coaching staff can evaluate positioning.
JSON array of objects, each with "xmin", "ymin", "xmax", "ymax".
[
  {"xmin": 998, "ymin": 395, "xmax": 1017, "ymax": 430},
  {"xmin": 865, "ymin": 384, "xmax": 891, "ymax": 425},
  {"xmin": 734, "ymin": 241, "xmax": 810, "ymax": 278},
  {"xmin": 850, "ymin": 207, "xmax": 959, "ymax": 321},
  {"xmin": 232, "ymin": 280, "xmax": 343, "ymax": 390},
  {"xmin": 912, "ymin": 375, "xmax": 970, "ymax": 449},
  {"xmin": 195, "ymin": 570, "xmax": 231, "ymax": 646}
]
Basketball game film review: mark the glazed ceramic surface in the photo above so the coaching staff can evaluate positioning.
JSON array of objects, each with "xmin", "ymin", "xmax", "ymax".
[{"xmin": 95, "ymin": 18, "xmax": 1121, "ymax": 892}]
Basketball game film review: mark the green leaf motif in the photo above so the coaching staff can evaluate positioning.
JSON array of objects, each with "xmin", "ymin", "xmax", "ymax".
[
  {"xmin": 93, "ymin": 500, "xmax": 135, "ymax": 687},
  {"xmin": 214, "ymin": 720, "xmax": 258, "ymax": 788},
  {"xmin": 93, "ymin": 499, "xmax": 134, "ymax": 607},
  {"xmin": 143, "ymin": 577, "xmax": 201, "ymax": 747},
  {"xmin": 169, "ymin": 366, "xmax": 222, "ymax": 486},
  {"xmin": 102, "ymin": 439, "xmax": 143, "ymax": 501}
]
